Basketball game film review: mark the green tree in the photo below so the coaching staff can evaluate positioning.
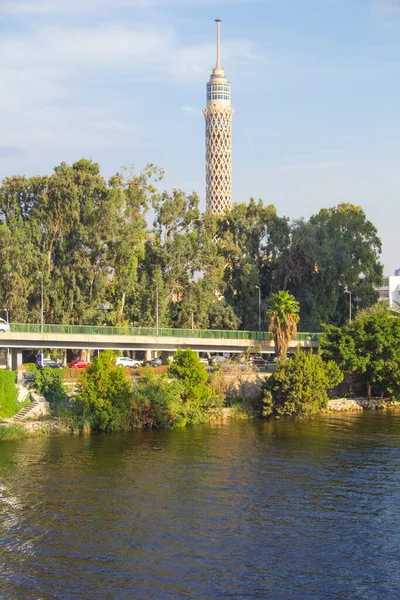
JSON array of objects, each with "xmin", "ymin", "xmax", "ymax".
[
  {"xmin": 74, "ymin": 350, "xmax": 132, "ymax": 431},
  {"xmin": 168, "ymin": 348, "xmax": 224, "ymax": 423},
  {"xmin": 217, "ymin": 199, "xmax": 290, "ymax": 330},
  {"xmin": 266, "ymin": 291, "xmax": 300, "ymax": 358},
  {"xmin": 276, "ymin": 203, "xmax": 383, "ymax": 329},
  {"xmin": 263, "ymin": 348, "xmax": 343, "ymax": 418},
  {"xmin": 321, "ymin": 305, "xmax": 400, "ymax": 400},
  {"xmin": 168, "ymin": 348, "xmax": 210, "ymax": 402}
]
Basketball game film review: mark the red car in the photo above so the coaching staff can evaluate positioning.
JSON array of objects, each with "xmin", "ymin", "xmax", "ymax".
[{"xmin": 69, "ymin": 359, "xmax": 92, "ymax": 369}]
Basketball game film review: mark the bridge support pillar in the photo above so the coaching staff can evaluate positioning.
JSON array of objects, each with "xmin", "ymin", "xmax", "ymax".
[
  {"xmin": 11, "ymin": 349, "xmax": 23, "ymax": 371},
  {"xmin": 144, "ymin": 350, "xmax": 152, "ymax": 362},
  {"xmin": 161, "ymin": 351, "xmax": 174, "ymax": 365}
]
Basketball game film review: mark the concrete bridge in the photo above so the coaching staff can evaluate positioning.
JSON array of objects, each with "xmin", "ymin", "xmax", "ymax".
[{"xmin": 0, "ymin": 324, "xmax": 321, "ymax": 369}]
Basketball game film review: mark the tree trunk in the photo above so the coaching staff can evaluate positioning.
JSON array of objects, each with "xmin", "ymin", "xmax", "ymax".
[
  {"xmin": 120, "ymin": 292, "xmax": 126, "ymax": 317},
  {"xmin": 367, "ymin": 381, "xmax": 372, "ymax": 401}
]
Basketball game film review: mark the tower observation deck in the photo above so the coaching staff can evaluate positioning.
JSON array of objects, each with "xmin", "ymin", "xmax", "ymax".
[{"xmin": 203, "ymin": 19, "xmax": 234, "ymax": 215}]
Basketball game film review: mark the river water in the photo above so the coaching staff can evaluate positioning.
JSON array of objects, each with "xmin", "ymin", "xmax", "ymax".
[{"xmin": 1, "ymin": 412, "xmax": 400, "ymax": 599}]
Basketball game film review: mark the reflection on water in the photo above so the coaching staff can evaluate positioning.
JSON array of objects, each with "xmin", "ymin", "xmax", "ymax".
[{"xmin": 1, "ymin": 412, "xmax": 400, "ymax": 599}]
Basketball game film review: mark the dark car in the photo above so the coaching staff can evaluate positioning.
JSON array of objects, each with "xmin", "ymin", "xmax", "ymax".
[
  {"xmin": 39, "ymin": 359, "xmax": 63, "ymax": 369},
  {"xmin": 145, "ymin": 357, "xmax": 162, "ymax": 367}
]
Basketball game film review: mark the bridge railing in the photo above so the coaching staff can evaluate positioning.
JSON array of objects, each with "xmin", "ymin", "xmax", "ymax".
[{"xmin": 9, "ymin": 323, "xmax": 322, "ymax": 342}]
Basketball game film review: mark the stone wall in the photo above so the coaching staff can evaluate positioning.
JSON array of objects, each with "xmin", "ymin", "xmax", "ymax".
[
  {"xmin": 212, "ymin": 366, "xmax": 268, "ymax": 400},
  {"xmin": 326, "ymin": 397, "xmax": 399, "ymax": 412}
]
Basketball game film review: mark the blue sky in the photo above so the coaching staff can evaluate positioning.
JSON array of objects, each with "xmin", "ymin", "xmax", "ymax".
[{"xmin": 1, "ymin": 0, "xmax": 399, "ymax": 273}]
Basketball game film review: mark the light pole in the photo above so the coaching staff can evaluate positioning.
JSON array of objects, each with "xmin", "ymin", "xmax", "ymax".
[
  {"xmin": 255, "ymin": 285, "xmax": 261, "ymax": 332},
  {"xmin": 155, "ymin": 280, "xmax": 159, "ymax": 336},
  {"xmin": 40, "ymin": 272, "xmax": 44, "ymax": 333},
  {"xmin": 2, "ymin": 309, "xmax": 10, "ymax": 370},
  {"xmin": 344, "ymin": 286, "xmax": 352, "ymax": 323}
]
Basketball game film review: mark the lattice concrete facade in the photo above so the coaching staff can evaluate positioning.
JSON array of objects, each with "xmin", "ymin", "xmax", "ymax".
[{"xmin": 203, "ymin": 19, "xmax": 234, "ymax": 215}]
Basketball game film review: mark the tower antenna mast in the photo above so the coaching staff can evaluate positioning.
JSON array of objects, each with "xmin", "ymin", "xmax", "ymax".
[{"xmin": 215, "ymin": 18, "xmax": 221, "ymax": 69}]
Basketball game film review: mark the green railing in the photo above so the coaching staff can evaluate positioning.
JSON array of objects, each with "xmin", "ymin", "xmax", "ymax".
[{"xmin": 9, "ymin": 323, "xmax": 322, "ymax": 342}]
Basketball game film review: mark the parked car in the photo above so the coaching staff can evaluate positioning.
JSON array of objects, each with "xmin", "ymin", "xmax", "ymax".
[
  {"xmin": 0, "ymin": 318, "xmax": 10, "ymax": 333},
  {"xmin": 116, "ymin": 356, "xmax": 141, "ymax": 368},
  {"xmin": 41, "ymin": 359, "xmax": 62, "ymax": 369},
  {"xmin": 69, "ymin": 359, "xmax": 92, "ymax": 369},
  {"xmin": 145, "ymin": 357, "xmax": 162, "ymax": 367},
  {"xmin": 36, "ymin": 354, "xmax": 63, "ymax": 369},
  {"xmin": 208, "ymin": 355, "xmax": 227, "ymax": 366}
]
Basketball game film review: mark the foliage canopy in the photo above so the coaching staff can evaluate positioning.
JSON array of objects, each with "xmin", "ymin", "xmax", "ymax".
[
  {"xmin": 266, "ymin": 291, "xmax": 300, "ymax": 358},
  {"xmin": 321, "ymin": 305, "xmax": 400, "ymax": 399},
  {"xmin": 74, "ymin": 350, "xmax": 132, "ymax": 432},
  {"xmin": 0, "ymin": 160, "xmax": 383, "ymax": 332},
  {"xmin": 263, "ymin": 348, "xmax": 343, "ymax": 418}
]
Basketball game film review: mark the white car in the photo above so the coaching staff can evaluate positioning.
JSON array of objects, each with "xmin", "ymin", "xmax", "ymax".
[
  {"xmin": 116, "ymin": 356, "xmax": 141, "ymax": 368},
  {"xmin": 0, "ymin": 318, "xmax": 10, "ymax": 333}
]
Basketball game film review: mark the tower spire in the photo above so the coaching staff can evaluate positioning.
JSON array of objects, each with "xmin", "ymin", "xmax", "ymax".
[{"xmin": 215, "ymin": 18, "xmax": 221, "ymax": 69}]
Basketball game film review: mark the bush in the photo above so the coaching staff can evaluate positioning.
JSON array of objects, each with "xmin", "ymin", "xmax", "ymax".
[
  {"xmin": 130, "ymin": 350, "xmax": 224, "ymax": 430},
  {"xmin": 0, "ymin": 370, "xmax": 20, "ymax": 419},
  {"xmin": 168, "ymin": 348, "xmax": 218, "ymax": 407},
  {"xmin": 263, "ymin": 348, "xmax": 343, "ymax": 418},
  {"xmin": 35, "ymin": 367, "xmax": 68, "ymax": 407},
  {"xmin": 74, "ymin": 350, "xmax": 132, "ymax": 432},
  {"xmin": 131, "ymin": 370, "xmax": 185, "ymax": 429}
]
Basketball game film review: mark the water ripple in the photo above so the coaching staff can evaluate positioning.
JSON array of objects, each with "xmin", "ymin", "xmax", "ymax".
[{"xmin": 1, "ymin": 413, "xmax": 400, "ymax": 598}]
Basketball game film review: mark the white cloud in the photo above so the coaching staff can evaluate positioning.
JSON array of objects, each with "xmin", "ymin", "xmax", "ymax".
[
  {"xmin": 182, "ymin": 106, "xmax": 203, "ymax": 116},
  {"xmin": 0, "ymin": 0, "xmax": 257, "ymax": 14},
  {"xmin": 0, "ymin": 146, "xmax": 28, "ymax": 158},
  {"xmin": 1, "ymin": 24, "xmax": 257, "ymax": 84},
  {"xmin": 273, "ymin": 161, "xmax": 346, "ymax": 173},
  {"xmin": 0, "ymin": 17, "xmax": 258, "ymax": 178},
  {"xmin": 371, "ymin": 0, "xmax": 400, "ymax": 13}
]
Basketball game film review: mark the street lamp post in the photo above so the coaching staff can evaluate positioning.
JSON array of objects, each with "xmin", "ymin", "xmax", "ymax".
[
  {"xmin": 2, "ymin": 309, "xmax": 10, "ymax": 370},
  {"xmin": 344, "ymin": 286, "xmax": 352, "ymax": 323},
  {"xmin": 255, "ymin": 285, "xmax": 261, "ymax": 332},
  {"xmin": 40, "ymin": 272, "xmax": 44, "ymax": 333},
  {"xmin": 155, "ymin": 280, "xmax": 159, "ymax": 336}
]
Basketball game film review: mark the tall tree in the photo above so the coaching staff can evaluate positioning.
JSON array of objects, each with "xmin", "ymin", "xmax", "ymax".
[
  {"xmin": 276, "ymin": 203, "xmax": 383, "ymax": 329},
  {"xmin": 266, "ymin": 291, "xmax": 300, "ymax": 358},
  {"xmin": 216, "ymin": 199, "xmax": 290, "ymax": 330},
  {"xmin": 321, "ymin": 305, "xmax": 400, "ymax": 400}
]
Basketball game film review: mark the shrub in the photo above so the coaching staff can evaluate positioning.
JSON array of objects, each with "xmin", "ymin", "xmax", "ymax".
[
  {"xmin": 74, "ymin": 350, "xmax": 132, "ymax": 432},
  {"xmin": 168, "ymin": 348, "xmax": 218, "ymax": 407},
  {"xmin": 263, "ymin": 348, "xmax": 343, "ymax": 418},
  {"xmin": 35, "ymin": 367, "xmax": 68, "ymax": 407},
  {"xmin": 131, "ymin": 370, "xmax": 185, "ymax": 429}
]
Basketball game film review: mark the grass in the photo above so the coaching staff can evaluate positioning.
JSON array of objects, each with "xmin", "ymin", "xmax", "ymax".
[
  {"xmin": 0, "ymin": 423, "xmax": 29, "ymax": 441},
  {"xmin": 0, "ymin": 370, "xmax": 31, "ymax": 419}
]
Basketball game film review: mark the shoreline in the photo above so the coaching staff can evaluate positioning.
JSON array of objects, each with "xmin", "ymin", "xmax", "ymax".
[
  {"xmin": 325, "ymin": 397, "xmax": 400, "ymax": 412},
  {"xmin": 2, "ymin": 396, "xmax": 400, "ymax": 441}
]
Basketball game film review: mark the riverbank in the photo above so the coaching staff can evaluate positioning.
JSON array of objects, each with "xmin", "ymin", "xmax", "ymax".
[
  {"xmin": 2, "ymin": 395, "xmax": 400, "ymax": 442},
  {"xmin": 325, "ymin": 397, "xmax": 400, "ymax": 412}
]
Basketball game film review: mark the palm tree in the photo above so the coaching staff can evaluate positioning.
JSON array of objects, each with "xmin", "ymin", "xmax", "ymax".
[{"xmin": 266, "ymin": 291, "xmax": 300, "ymax": 359}]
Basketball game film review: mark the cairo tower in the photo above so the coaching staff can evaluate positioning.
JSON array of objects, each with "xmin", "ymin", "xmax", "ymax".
[{"xmin": 203, "ymin": 19, "xmax": 234, "ymax": 215}]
